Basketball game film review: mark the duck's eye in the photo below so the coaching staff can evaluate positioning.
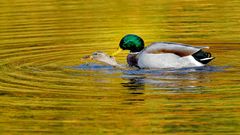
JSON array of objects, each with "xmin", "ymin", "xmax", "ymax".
[{"xmin": 92, "ymin": 53, "xmax": 98, "ymax": 56}]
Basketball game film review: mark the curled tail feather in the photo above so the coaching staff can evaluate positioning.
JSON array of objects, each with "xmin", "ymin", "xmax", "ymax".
[{"xmin": 192, "ymin": 50, "xmax": 214, "ymax": 64}]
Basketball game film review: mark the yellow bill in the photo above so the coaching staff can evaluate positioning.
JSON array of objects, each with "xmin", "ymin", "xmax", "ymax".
[{"xmin": 111, "ymin": 48, "xmax": 123, "ymax": 56}]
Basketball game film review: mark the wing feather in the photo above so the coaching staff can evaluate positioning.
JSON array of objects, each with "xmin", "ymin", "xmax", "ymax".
[{"xmin": 142, "ymin": 42, "xmax": 209, "ymax": 57}]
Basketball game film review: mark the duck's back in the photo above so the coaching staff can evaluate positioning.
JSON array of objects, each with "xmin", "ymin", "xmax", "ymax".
[{"xmin": 141, "ymin": 42, "xmax": 207, "ymax": 56}]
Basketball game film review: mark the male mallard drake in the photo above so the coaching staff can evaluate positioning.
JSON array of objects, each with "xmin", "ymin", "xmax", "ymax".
[{"xmin": 112, "ymin": 34, "xmax": 214, "ymax": 69}]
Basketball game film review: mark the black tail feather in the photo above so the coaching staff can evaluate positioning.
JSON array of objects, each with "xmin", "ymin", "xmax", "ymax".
[{"xmin": 192, "ymin": 50, "xmax": 214, "ymax": 64}]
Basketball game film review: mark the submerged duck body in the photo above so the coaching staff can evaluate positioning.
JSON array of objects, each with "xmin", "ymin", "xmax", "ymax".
[{"xmin": 112, "ymin": 34, "xmax": 214, "ymax": 69}]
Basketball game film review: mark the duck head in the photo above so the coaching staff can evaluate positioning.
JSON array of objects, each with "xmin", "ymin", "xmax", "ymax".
[
  {"xmin": 111, "ymin": 34, "xmax": 145, "ymax": 56},
  {"xmin": 91, "ymin": 51, "xmax": 119, "ymax": 66}
]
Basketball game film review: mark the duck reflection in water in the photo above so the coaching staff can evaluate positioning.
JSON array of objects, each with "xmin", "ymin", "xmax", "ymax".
[
  {"xmin": 121, "ymin": 68, "xmax": 210, "ymax": 94},
  {"xmin": 121, "ymin": 76, "xmax": 145, "ymax": 91}
]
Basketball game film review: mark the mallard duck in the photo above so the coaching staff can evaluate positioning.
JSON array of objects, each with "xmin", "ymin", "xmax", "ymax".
[{"xmin": 111, "ymin": 34, "xmax": 214, "ymax": 69}]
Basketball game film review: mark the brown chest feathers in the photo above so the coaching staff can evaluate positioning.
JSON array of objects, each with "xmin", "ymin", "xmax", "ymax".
[{"xmin": 127, "ymin": 53, "xmax": 139, "ymax": 68}]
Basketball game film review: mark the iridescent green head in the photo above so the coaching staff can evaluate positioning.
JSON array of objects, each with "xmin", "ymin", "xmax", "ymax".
[{"xmin": 119, "ymin": 34, "xmax": 144, "ymax": 52}]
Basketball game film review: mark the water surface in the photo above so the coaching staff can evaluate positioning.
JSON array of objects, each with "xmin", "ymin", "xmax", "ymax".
[{"xmin": 0, "ymin": 0, "xmax": 240, "ymax": 134}]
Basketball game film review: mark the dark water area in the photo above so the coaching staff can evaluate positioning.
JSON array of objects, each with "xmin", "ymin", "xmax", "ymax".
[{"xmin": 0, "ymin": 0, "xmax": 240, "ymax": 134}]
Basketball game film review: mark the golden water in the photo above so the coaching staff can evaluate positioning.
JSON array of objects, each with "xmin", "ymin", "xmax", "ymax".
[{"xmin": 0, "ymin": 0, "xmax": 240, "ymax": 134}]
